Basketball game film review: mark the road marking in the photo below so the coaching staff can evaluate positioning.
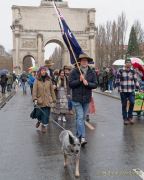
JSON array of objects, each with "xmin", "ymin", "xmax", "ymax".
[
  {"xmin": 133, "ymin": 169, "xmax": 144, "ymax": 179},
  {"xmin": 85, "ymin": 121, "xmax": 95, "ymax": 130}
]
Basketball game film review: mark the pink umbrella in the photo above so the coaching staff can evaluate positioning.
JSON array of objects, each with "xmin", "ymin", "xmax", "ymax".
[{"xmin": 130, "ymin": 57, "xmax": 144, "ymax": 65}]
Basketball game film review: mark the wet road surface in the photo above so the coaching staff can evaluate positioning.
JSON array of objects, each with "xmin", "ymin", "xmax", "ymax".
[{"xmin": 0, "ymin": 89, "xmax": 144, "ymax": 180}]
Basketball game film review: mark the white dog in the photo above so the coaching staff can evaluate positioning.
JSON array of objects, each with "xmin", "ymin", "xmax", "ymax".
[{"xmin": 59, "ymin": 130, "xmax": 81, "ymax": 177}]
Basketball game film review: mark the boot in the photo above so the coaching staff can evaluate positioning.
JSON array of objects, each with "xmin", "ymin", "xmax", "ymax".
[
  {"xmin": 35, "ymin": 121, "xmax": 40, "ymax": 128},
  {"xmin": 41, "ymin": 125, "xmax": 47, "ymax": 133}
]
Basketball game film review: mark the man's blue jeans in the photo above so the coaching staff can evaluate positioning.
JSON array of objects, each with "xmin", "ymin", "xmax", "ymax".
[
  {"xmin": 72, "ymin": 101, "xmax": 89, "ymax": 138},
  {"xmin": 120, "ymin": 92, "xmax": 135, "ymax": 120}
]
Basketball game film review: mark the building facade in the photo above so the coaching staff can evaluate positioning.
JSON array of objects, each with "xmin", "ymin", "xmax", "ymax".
[
  {"xmin": 11, "ymin": 0, "xmax": 96, "ymax": 73},
  {"xmin": 0, "ymin": 45, "xmax": 13, "ymax": 72}
]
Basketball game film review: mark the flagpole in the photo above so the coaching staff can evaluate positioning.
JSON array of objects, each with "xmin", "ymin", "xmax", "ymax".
[
  {"xmin": 53, "ymin": 0, "xmax": 64, "ymax": 30},
  {"xmin": 52, "ymin": 0, "xmax": 82, "ymax": 75}
]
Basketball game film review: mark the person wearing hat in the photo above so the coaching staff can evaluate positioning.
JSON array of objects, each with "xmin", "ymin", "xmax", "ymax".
[
  {"xmin": 44, "ymin": 59, "xmax": 56, "ymax": 85},
  {"xmin": 32, "ymin": 66, "xmax": 56, "ymax": 133},
  {"xmin": 63, "ymin": 65, "xmax": 72, "ymax": 76},
  {"xmin": 116, "ymin": 58, "xmax": 140, "ymax": 125},
  {"xmin": 69, "ymin": 53, "xmax": 97, "ymax": 146}
]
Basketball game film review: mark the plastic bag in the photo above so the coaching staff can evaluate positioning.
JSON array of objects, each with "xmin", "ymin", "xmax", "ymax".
[{"xmin": 89, "ymin": 97, "xmax": 96, "ymax": 114}]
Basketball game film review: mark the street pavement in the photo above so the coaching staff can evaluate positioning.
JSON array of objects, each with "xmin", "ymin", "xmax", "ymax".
[
  {"xmin": 95, "ymin": 88, "xmax": 120, "ymax": 99},
  {"xmin": 0, "ymin": 90, "xmax": 16, "ymax": 109},
  {"xmin": 0, "ymin": 88, "xmax": 144, "ymax": 180}
]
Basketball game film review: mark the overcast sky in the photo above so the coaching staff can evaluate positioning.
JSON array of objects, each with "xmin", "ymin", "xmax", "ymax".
[{"xmin": 1, "ymin": 0, "xmax": 144, "ymax": 53}]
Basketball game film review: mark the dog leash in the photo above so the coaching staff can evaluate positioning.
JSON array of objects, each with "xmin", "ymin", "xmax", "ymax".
[
  {"xmin": 35, "ymin": 105, "xmax": 78, "ymax": 178},
  {"xmin": 35, "ymin": 104, "xmax": 66, "ymax": 131}
]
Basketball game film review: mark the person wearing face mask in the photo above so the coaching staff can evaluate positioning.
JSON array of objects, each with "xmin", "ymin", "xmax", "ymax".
[
  {"xmin": 116, "ymin": 58, "xmax": 140, "ymax": 125},
  {"xmin": 32, "ymin": 66, "xmax": 56, "ymax": 133},
  {"xmin": 69, "ymin": 53, "xmax": 97, "ymax": 146}
]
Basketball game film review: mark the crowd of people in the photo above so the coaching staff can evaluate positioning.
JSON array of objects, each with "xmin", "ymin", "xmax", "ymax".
[
  {"xmin": 94, "ymin": 66, "xmax": 117, "ymax": 94},
  {"xmin": 1, "ymin": 54, "xmax": 143, "ymax": 144},
  {"xmin": 30, "ymin": 53, "xmax": 97, "ymax": 146},
  {"xmin": 0, "ymin": 72, "xmax": 17, "ymax": 94}
]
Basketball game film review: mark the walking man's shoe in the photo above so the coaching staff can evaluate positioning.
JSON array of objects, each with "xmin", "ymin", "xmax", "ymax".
[
  {"xmin": 41, "ymin": 125, "xmax": 47, "ymax": 133},
  {"xmin": 129, "ymin": 118, "xmax": 135, "ymax": 125},
  {"xmin": 81, "ymin": 138, "xmax": 87, "ymax": 147},
  {"xmin": 35, "ymin": 121, "xmax": 40, "ymax": 128},
  {"xmin": 123, "ymin": 120, "xmax": 130, "ymax": 125}
]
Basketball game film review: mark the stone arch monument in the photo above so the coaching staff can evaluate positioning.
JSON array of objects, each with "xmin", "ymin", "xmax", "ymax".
[{"xmin": 11, "ymin": 0, "xmax": 96, "ymax": 73}]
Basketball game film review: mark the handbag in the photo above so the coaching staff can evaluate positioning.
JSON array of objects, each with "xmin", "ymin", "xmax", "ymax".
[{"xmin": 30, "ymin": 107, "xmax": 37, "ymax": 119}]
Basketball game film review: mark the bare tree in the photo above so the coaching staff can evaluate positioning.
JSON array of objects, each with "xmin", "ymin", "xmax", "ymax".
[
  {"xmin": 96, "ymin": 24, "xmax": 107, "ymax": 68},
  {"xmin": 117, "ymin": 12, "xmax": 128, "ymax": 59},
  {"xmin": 50, "ymin": 46, "xmax": 62, "ymax": 69},
  {"xmin": 96, "ymin": 12, "xmax": 128, "ymax": 68},
  {"xmin": 133, "ymin": 20, "xmax": 144, "ymax": 43}
]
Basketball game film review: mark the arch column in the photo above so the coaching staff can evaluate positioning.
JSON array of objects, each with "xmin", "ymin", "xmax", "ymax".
[
  {"xmin": 89, "ymin": 34, "xmax": 96, "ymax": 63},
  {"xmin": 62, "ymin": 49, "xmax": 69, "ymax": 67},
  {"xmin": 37, "ymin": 34, "xmax": 43, "ymax": 66},
  {"xmin": 15, "ymin": 33, "xmax": 21, "ymax": 74}
]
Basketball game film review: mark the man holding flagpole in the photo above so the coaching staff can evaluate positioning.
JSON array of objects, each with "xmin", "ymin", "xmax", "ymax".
[
  {"xmin": 53, "ymin": 1, "xmax": 97, "ymax": 145},
  {"xmin": 69, "ymin": 54, "xmax": 97, "ymax": 146}
]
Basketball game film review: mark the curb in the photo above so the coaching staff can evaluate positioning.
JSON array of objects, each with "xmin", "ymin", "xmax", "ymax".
[
  {"xmin": 93, "ymin": 90, "xmax": 120, "ymax": 100},
  {"xmin": 0, "ymin": 91, "xmax": 16, "ymax": 109}
]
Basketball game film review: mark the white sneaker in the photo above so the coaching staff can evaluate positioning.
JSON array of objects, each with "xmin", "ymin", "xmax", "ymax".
[
  {"xmin": 81, "ymin": 138, "xmax": 87, "ymax": 146},
  {"xmin": 58, "ymin": 116, "xmax": 61, "ymax": 121},
  {"xmin": 62, "ymin": 116, "xmax": 66, "ymax": 122}
]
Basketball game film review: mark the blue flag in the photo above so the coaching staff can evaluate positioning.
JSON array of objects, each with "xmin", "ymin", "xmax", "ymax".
[{"xmin": 53, "ymin": 1, "xmax": 84, "ymax": 64}]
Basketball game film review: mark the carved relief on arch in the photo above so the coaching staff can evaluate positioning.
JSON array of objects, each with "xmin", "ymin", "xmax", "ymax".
[
  {"xmin": 78, "ymin": 39, "xmax": 88, "ymax": 50},
  {"xmin": 21, "ymin": 38, "xmax": 37, "ymax": 49}
]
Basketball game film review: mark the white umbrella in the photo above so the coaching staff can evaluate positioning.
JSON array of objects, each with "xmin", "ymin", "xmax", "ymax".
[{"xmin": 112, "ymin": 59, "xmax": 125, "ymax": 66}]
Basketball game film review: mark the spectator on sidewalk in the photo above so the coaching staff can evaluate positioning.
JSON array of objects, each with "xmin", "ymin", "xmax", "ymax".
[
  {"xmin": 108, "ymin": 68, "xmax": 114, "ymax": 93},
  {"xmin": 0, "ymin": 74, "xmax": 8, "ymax": 94},
  {"xmin": 103, "ymin": 67, "xmax": 109, "ymax": 92},
  {"xmin": 28, "ymin": 71, "xmax": 36, "ymax": 95},
  {"xmin": 7, "ymin": 73, "xmax": 13, "ymax": 92},
  {"xmin": 116, "ymin": 58, "xmax": 140, "ymax": 125},
  {"xmin": 69, "ymin": 53, "xmax": 97, "ymax": 146}
]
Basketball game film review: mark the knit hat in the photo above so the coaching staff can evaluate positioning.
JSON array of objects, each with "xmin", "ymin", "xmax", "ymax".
[{"xmin": 125, "ymin": 58, "xmax": 131, "ymax": 64}]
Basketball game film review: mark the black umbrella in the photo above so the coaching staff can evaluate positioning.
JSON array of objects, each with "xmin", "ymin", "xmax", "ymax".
[{"xmin": 0, "ymin": 69, "xmax": 8, "ymax": 75}]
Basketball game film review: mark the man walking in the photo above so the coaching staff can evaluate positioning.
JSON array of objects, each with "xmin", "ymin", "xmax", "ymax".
[
  {"xmin": 116, "ymin": 58, "xmax": 140, "ymax": 125},
  {"xmin": 69, "ymin": 53, "xmax": 97, "ymax": 146},
  {"xmin": 44, "ymin": 59, "xmax": 56, "ymax": 84}
]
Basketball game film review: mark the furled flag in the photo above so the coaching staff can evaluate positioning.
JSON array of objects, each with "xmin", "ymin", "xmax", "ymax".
[{"xmin": 53, "ymin": 1, "xmax": 84, "ymax": 64}]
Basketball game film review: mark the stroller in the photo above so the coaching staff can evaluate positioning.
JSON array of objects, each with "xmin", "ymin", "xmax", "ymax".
[{"xmin": 132, "ymin": 92, "xmax": 144, "ymax": 117}]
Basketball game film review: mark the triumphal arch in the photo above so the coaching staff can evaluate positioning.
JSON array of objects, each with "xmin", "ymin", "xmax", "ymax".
[{"xmin": 11, "ymin": 0, "xmax": 96, "ymax": 72}]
